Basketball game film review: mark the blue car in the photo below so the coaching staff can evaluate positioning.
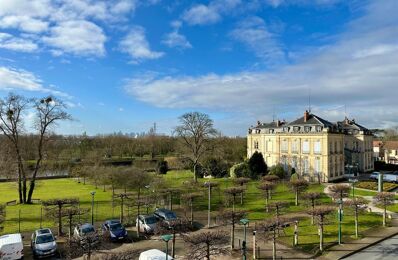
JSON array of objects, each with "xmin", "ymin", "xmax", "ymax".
[{"xmin": 102, "ymin": 220, "xmax": 128, "ymax": 242}]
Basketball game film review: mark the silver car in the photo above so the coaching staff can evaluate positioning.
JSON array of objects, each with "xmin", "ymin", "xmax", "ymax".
[
  {"xmin": 136, "ymin": 215, "xmax": 159, "ymax": 234},
  {"xmin": 31, "ymin": 228, "xmax": 57, "ymax": 258}
]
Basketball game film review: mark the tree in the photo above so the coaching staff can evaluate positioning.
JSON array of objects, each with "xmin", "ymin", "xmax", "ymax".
[
  {"xmin": 92, "ymin": 250, "xmax": 140, "ymax": 260},
  {"xmin": 344, "ymin": 197, "xmax": 368, "ymax": 238},
  {"xmin": 328, "ymin": 184, "xmax": 350, "ymax": 202},
  {"xmin": 0, "ymin": 94, "xmax": 29, "ymax": 203},
  {"xmin": 174, "ymin": 112, "xmax": 218, "ymax": 182},
  {"xmin": 156, "ymin": 160, "xmax": 169, "ymax": 174},
  {"xmin": 42, "ymin": 198, "xmax": 79, "ymax": 236},
  {"xmin": 27, "ymin": 96, "xmax": 71, "ymax": 203},
  {"xmin": 268, "ymin": 201, "xmax": 289, "ymax": 220},
  {"xmin": 374, "ymin": 192, "xmax": 395, "ymax": 226},
  {"xmin": 258, "ymin": 181, "xmax": 276, "ymax": 212},
  {"xmin": 262, "ymin": 175, "xmax": 279, "ymax": 183},
  {"xmin": 0, "ymin": 204, "xmax": 5, "ymax": 232},
  {"xmin": 290, "ymin": 179, "xmax": 309, "ymax": 206},
  {"xmin": 233, "ymin": 177, "xmax": 250, "ymax": 205},
  {"xmin": 203, "ymin": 157, "xmax": 229, "ymax": 178},
  {"xmin": 113, "ymin": 193, "xmax": 132, "ymax": 224},
  {"xmin": 62, "ymin": 232, "xmax": 103, "ymax": 260},
  {"xmin": 302, "ymin": 192, "xmax": 321, "ymax": 224},
  {"xmin": 155, "ymin": 218, "xmax": 193, "ymax": 258},
  {"xmin": 268, "ymin": 164, "xmax": 285, "ymax": 179},
  {"xmin": 258, "ymin": 217, "xmax": 290, "ymax": 260},
  {"xmin": 247, "ymin": 151, "xmax": 267, "ymax": 179},
  {"xmin": 183, "ymin": 230, "xmax": 229, "ymax": 260},
  {"xmin": 224, "ymin": 187, "xmax": 244, "ymax": 210},
  {"xmin": 229, "ymin": 162, "xmax": 249, "ymax": 178},
  {"xmin": 219, "ymin": 209, "xmax": 246, "ymax": 249},
  {"xmin": 307, "ymin": 206, "xmax": 335, "ymax": 252},
  {"xmin": 181, "ymin": 192, "xmax": 202, "ymax": 225},
  {"xmin": 63, "ymin": 207, "xmax": 89, "ymax": 238}
]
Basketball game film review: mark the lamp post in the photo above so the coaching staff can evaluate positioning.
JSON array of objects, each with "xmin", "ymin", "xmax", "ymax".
[
  {"xmin": 90, "ymin": 191, "xmax": 96, "ymax": 225},
  {"xmin": 337, "ymin": 199, "xmax": 343, "ymax": 244},
  {"xmin": 240, "ymin": 218, "xmax": 249, "ymax": 260},
  {"xmin": 349, "ymin": 178, "xmax": 358, "ymax": 198},
  {"xmin": 161, "ymin": 234, "xmax": 173, "ymax": 260},
  {"xmin": 205, "ymin": 182, "xmax": 211, "ymax": 228}
]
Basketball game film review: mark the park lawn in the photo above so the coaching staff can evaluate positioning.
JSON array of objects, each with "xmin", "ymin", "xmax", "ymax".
[
  {"xmin": 280, "ymin": 209, "xmax": 382, "ymax": 253},
  {"xmin": 0, "ymin": 179, "xmax": 118, "ymax": 234},
  {"xmin": 387, "ymin": 204, "xmax": 398, "ymax": 213}
]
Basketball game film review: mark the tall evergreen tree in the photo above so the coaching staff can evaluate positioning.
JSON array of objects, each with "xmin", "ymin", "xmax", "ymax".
[{"xmin": 247, "ymin": 151, "xmax": 267, "ymax": 179}]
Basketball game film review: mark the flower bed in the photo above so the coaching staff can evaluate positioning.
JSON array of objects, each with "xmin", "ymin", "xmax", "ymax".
[{"xmin": 356, "ymin": 181, "xmax": 398, "ymax": 191}]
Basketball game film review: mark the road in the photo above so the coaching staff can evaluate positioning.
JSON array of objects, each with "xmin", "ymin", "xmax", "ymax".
[{"xmin": 344, "ymin": 235, "xmax": 398, "ymax": 260}]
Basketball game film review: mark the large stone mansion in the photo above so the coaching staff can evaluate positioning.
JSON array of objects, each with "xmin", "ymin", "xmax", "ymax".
[{"xmin": 247, "ymin": 111, "xmax": 374, "ymax": 182}]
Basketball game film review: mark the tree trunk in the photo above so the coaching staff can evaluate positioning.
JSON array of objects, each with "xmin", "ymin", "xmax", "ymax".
[
  {"xmin": 319, "ymin": 224, "xmax": 323, "ymax": 252},
  {"xmin": 240, "ymin": 191, "xmax": 244, "ymax": 205},
  {"xmin": 136, "ymin": 188, "xmax": 141, "ymax": 237},
  {"xmin": 311, "ymin": 201, "xmax": 315, "ymax": 224},
  {"xmin": 206, "ymin": 243, "xmax": 210, "ymax": 260},
  {"xmin": 172, "ymin": 231, "xmax": 176, "ymax": 258},
  {"xmin": 190, "ymin": 200, "xmax": 194, "ymax": 225},
  {"xmin": 383, "ymin": 206, "xmax": 386, "ymax": 227},
  {"xmin": 295, "ymin": 190, "xmax": 298, "ymax": 206},
  {"xmin": 231, "ymin": 223, "xmax": 235, "ymax": 249},
  {"xmin": 193, "ymin": 163, "xmax": 198, "ymax": 182},
  {"xmin": 272, "ymin": 231, "xmax": 276, "ymax": 260},
  {"xmin": 120, "ymin": 197, "xmax": 124, "ymax": 223},
  {"xmin": 265, "ymin": 196, "xmax": 269, "ymax": 213},
  {"xmin": 355, "ymin": 209, "xmax": 358, "ymax": 238},
  {"xmin": 58, "ymin": 205, "xmax": 63, "ymax": 236}
]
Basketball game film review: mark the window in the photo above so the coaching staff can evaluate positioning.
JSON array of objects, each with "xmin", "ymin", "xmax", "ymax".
[
  {"xmin": 254, "ymin": 140, "xmax": 259, "ymax": 149},
  {"xmin": 330, "ymin": 142, "xmax": 334, "ymax": 154},
  {"xmin": 293, "ymin": 126, "xmax": 300, "ymax": 132},
  {"xmin": 281, "ymin": 156, "xmax": 288, "ymax": 171},
  {"xmin": 292, "ymin": 139, "xmax": 299, "ymax": 153},
  {"xmin": 304, "ymin": 126, "xmax": 311, "ymax": 132},
  {"xmin": 303, "ymin": 157, "xmax": 309, "ymax": 174},
  {"xmin": 314, "ymin": 140, "xmax": 321, "ymax": 154},
  {"xmin": 303, "ymin": 140, "xmax": 310, "ymax": 154},
  {"xmin": 291, "ymin": 156, "xmax": 298, "ymax": 170},
  {"xmin": 315, "ymin": 157, "xmax": 321, "ymax": 174},
  {"xmin": 316, "ymin": 126, "xmax": 323, "ymax": 132},
  {"xmin": 281, "ymin": 139, "xmax": 288, "ymax": 152},
  {"xmin": 266, "ymin": 140, "xmax": 273, "ymax": 152}
]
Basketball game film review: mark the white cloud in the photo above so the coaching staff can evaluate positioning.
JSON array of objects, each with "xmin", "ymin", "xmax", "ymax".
[
  {"xmin": 0, "ymin": 15, "xmax": 49, "ymax": 33},
  {"xmin": 230, "ymin": 16, "xmax": 284, "ymax": 62},
  {"xmin": 119, "ymin": 26, "xmax": 164, "ymax": 63},
  {"xmin": 125, "ymin": 0, "xmax": 398, "ymax": 132},
  {"xmin": 42, "ymin": 20, "xmax": 106, "ymax": 56},
  {"xmin": 0, "ymin": 66, "xmax": 46, "ymax": 91},
  {"xmin": 162, "ymin": 30, "xmax": 192, "ymax": 50},
  {"xmin": 0, "ymin": 33, "xmax": 38, "ymax": 52},
  {"xmin": 182, "ymin": 0, "xmax": 241, "ymax": 25}
]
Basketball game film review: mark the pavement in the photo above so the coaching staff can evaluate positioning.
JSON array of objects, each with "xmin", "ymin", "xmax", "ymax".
[{"xmin": 344, "ymin": 234, "xmax": 398, "ymax": 260}]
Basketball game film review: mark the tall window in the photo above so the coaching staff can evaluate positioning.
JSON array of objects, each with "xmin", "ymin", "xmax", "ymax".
[
  {"xmin": 303, "ymin": 157, "xmax": 309, "ymax": 174},
  {"xmin": 292, "ymin": 139, "xmax": 299, "ymax": 153},
  {"xmin": 254, "ymin": 140, "xmax": 259, "ymax": 149},
  {"xmin": 315, "ymin": 157, "xmax": 321, "ymax": 174},
  {"xmin": 266, "ymin": 140, "xmax": 273, "ymax": 152},
  {"xmin": 281, "ymin": 155, "xmax": 288, "ymax": 171},
  {"xmin": 303, "ymin": 140, "xmax": 310, "ymax": 154},
  {"xmin": 291, "ymin": 156, "xmax": 298, "ymax": 170},
  {"xmin": 314, "ymin": 140, "xmax": 321, "ymax": 154},
  {"xmin": 281, "ymin": 139, "xmax": 288, "ymax": 152}
]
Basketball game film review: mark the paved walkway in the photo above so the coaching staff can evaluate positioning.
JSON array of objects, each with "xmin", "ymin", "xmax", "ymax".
[{"xmin": 320, "ymin": 184, "xmax": 398, "ymax": 259}]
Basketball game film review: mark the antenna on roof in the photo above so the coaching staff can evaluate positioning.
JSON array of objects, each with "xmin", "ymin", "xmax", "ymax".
[
  {"xmin": 308, "ymin": 87, "xmax": 312, "ymax": 113},
  {"xmin": 272, "ymin": 106, "xmax": 275, "ymax": 122},
  {"xmin": 344, "ymin": 104, "xmax": 347, "ymax": 118}
]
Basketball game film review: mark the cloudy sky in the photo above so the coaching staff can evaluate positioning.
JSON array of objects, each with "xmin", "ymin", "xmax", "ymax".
[{"xmin": 0, "ymin": 0, "xmax": 397, "ymax": 136}]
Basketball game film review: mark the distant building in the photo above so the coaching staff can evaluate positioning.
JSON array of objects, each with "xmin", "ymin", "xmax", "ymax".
[
  {"xmin": 373, "ymin": 141, "xmax": 398, "ymax": 165},
  {"xmin": 247, "ymin": 111, "xmax": 374, "ymax": 182}
]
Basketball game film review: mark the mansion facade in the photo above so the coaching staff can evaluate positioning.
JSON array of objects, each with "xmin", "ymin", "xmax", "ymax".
[{"xmin": 247, "ymin": 111, "xmax": 374, "ymax": 182}]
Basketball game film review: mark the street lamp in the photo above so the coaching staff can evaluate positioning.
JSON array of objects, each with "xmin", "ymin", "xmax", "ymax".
[
  {"xmin": 90, "ymin": 191, "xmax": 96, "ymax": 225},
  {"xmin": 337, "ymin": 199, "xmax": 343, "ymax": 244},
  {"xmin": 161, "ymin": 234, "xmax": 173, "ymax": 260},
  {"xmin": 240, "ymin": 218, "xmax": 250, "ymax": 260},
  {"xmin": 349, "ymin": 178, "xmax": 358, "ymax": 198}
]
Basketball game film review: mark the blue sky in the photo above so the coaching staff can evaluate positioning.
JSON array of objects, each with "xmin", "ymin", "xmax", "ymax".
[{"xmin": 0, "ymin": 0, "xmax": 397, "ymax": 136}]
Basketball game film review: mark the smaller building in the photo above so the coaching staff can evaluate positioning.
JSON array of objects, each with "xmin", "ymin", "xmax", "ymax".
[{"xmin": 376, "ymin": 141, "xmax": 398, "ymax": 165}]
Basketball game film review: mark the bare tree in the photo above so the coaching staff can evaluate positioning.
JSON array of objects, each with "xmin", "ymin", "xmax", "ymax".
[
  {"xmin": 258, "ymin": 217, "xmax": 290, "ymax": 260},
  {"xmin": 155, "ymin": 218, "xmax": 193, "ymax": 258},
  {"xmin": 42, "ymin": 198, "xmax": 79, "ymax": 236},
  {"xmin": 262, "ymin": 175, "xmax": 280, "ymax": 183},
  {"xmin": 258, "ymin": 181, "xmax": 276, "ymax": 212},
  {"xmin": 374, "ymin": 192, "xmax": 395, "ymax": 226},
  {"xmin": 62, "ymin": 232, "xmax": 103, "ymax": 260},
  {"xmin": 113, "ymin": 192, "xmax": 132, "ymax": 224},
  {"xmin": 181, "ymin": 192, "xmax": 202, "ymax": 225},
  {"xmin": 290, "ymin": 179, "xmax": 309, "ymax": 206},
  {"xmin": 92, "ymin": 250, "xmax": 140, "ymax": 260},
  {"xmin": 302, "ymin": 192, "xmax": 321, "ymax": 224},
  {"xmin": 27, "ymin": 96, "xmax": 71, "ymax": 203},
  {"xmin": 0, "ymin": 94, "xmax": 29, "ymax": 203},
  {"xmin": 64, "ymin": 207, "xmax": 89, "ymax": 238},
  {"xmin": 307, "ymin": 205, "xmax": 335, "ymax": 252},
  {"xmin": 328, "ymin": 184, "xmax": 350, "ymax": 202},
  {"xmin": 174, "ymin": 112, "xmax": 218, "ymax": 182},
  {"xmin": 219, "ymin": 209, "xmax": 246, "ymax": 249},
  {"xmin": 344, "ymin": 197, "xmax": 367, "ymax": 238},
  {"xmin": 224, "ymin": 187, "xmax": 244, "ymax": 210},
  {"xmin": 268, "ymin": 201, "xmax": 289, "ymax": 220},
  {"xmin": 183, "ymin": 230, "xmax": 229, "ymax": 260},
  {"xmin": 233, "ymin": 177, "xmax": 250, "ymax": 205}
]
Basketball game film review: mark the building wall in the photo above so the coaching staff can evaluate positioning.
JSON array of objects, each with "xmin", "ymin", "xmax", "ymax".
[{"xmin": 248, "ymin": 129, "xmax": 373, "ymax": 182}]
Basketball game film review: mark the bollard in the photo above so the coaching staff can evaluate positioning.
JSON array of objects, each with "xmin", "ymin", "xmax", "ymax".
[
  {"xmin": 294, "ymin": 220, "xmax": 298, "ymax": 246},
  {"xmin": 253, "ymin": 231, "xmax": 256, "ymax": 259}
]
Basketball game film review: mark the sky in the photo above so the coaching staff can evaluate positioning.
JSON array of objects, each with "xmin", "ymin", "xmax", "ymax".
[{"xmin": 0, "ymin": 0, "xmax": 397, "ymax": 136}]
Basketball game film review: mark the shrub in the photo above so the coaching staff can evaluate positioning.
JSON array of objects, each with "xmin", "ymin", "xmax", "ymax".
[
  {"xmin": 247, "ymin": 151, "xmax": 267, "ymax": 179},
  {"xmin": 203, "ymin": 157, "xmax": 229, "ymax": 178},
  {"xmin": 156, "ymin": 160, "xmax": 169, "ymax": 174},
  {"xmin": 230, "ymin": 162, "xmax": 250, "ymax": 178},
  {"xmin": 268, "ymin": 164, "xmax": 285, "ymax": 179}
]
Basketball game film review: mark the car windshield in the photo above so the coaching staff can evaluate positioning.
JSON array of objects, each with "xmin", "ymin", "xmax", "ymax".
[
  {"xmin": 145, "ymin": 216, "xmax": 157, "ymax": 224},
  {"xmin": 165, "ymin": 212, "xmax": 177, "ymax": 219},
  {"xmin": 82, "ymin": 226, "xmax": 95, "ymax": 234},
  {"xmin": 36, "ymin": 234, "xmax": 54, "ymax": 244},
  {"xmin": 110, "ymin": 223, "xmax": 123, "ymax": 231}
]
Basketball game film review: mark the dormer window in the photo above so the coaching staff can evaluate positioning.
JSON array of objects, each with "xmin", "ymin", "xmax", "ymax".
[
  {"xmin": 304, "ymin": 126, "xmax": 311, "ymax": 132},
  {"xmin": 316, "ymin": 126, "xmax": 323, "ymax": 132}
]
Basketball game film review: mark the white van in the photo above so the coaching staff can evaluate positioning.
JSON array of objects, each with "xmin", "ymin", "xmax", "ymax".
[{"xmin": 0, "ymin": 233, "xmax": 24, "ymax": 260}]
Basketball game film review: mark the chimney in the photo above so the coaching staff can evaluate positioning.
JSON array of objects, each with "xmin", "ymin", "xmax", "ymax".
[
  {"xmin": 304, "ymin": 110, "xmax": 309, "ymax": 122},
  {"xmin": 257, "ymin": 120, "xmax": 261, "ymax": 126},
  {"xmin": 276, "ymin": 120, "xmax": 280, "ymax": 127}
]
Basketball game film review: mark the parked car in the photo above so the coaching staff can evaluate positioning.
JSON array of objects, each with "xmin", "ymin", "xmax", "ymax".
[
  {"xmin": 0, "ymin": 233, "xmax": 24, "ymax": 260},
  {"xmin": 136, "ymin": 215, "xmax": 159, "ymax": 234},
  {"xmin": 31, "ymin": 228, "xmax": 57, "ymax": 258},
  {"xmin": 369, "ymin": 172, "xmax": 398, "ymax": 183},
  {"xmin": 102, "ymin": 220, "xmax": 128, "ymax": 241},
  {"xmin": 154, "ymin": 208, "xmax": 177, "ymax": 226},
  {"xmin": 73, "ymin": 223, "xmax": 99, "ymax": 245},
  {"xmin": 139, "ymin": 249, "xmax": 173, "ymax": 260},
  {"xmin": 369, "ymin": 172, "xmax": 380, "ymax": 180}
]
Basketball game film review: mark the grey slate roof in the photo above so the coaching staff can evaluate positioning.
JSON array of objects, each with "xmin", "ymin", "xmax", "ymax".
[{"xmin": 287, "ymin": 113, "xmax": 334, "ymax": 128}]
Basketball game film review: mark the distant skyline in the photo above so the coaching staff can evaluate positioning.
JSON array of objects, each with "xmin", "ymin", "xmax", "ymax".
[{"xmin": 0, "ymin": 0, "xmax": 397, "ymax": 136}]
